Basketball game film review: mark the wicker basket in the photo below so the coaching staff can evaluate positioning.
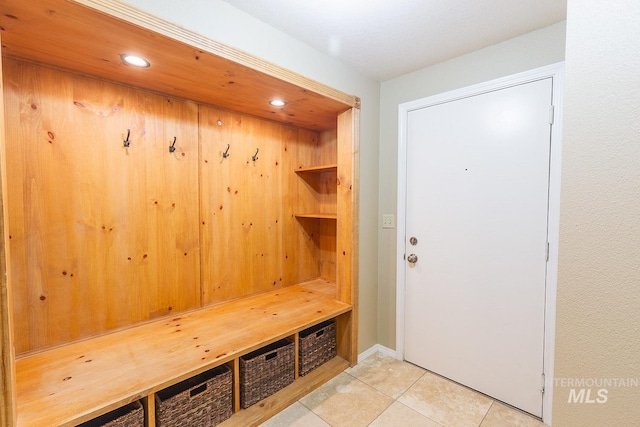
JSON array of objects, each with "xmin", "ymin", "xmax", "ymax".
[
  {"xmin": 299, "ymin": 320, "xmax": 337, "ymax": 376},
  {"xmin": 240, "ymin": 338, "xmax": 295, "ymax": 408},
  {"xmin": 156, "ymin": 364, "xmax": 233, "ymax": 427},
  {"xmin": 77, "ymin": 401, "xmax": 143, "ymax": 427}
]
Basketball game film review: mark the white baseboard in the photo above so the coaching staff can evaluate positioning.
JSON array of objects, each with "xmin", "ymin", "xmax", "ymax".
[{"xmin": 358, "ymin": 344, "xmax": 398, "ymax": 363}]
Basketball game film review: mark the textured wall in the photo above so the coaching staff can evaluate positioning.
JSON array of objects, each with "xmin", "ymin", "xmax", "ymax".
[
  {"xmin": 377, "ymin": 22, "xmax": 567, "ymax": 350},
  {"xmin": 553, "ymin": 0, "xmax": 640, "ymax": 425},
  {"xmin": 121, "ymin": 0, "xmax": 381, "ymax": 354}
]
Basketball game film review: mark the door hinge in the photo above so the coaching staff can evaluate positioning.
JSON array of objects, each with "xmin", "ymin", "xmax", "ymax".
[
  {"xmin": 541, "ymin": 373, "xmax": 546, "ymax": 394},
  {"xmin": 549, "ymin": 105, "xmax": 555, "ymax": 125},
  {"xmin": 546, "ymin": 242, "xmax": 550, "ymax": 262}
]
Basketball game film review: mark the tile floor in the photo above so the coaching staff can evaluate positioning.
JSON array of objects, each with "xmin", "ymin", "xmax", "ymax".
[{"xmin": 260, "ymin": 352, "xmax": 547, "ymax": 427}]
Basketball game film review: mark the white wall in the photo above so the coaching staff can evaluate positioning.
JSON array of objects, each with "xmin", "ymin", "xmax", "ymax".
[
  {"xmin": 122, "ymin": 0, "xmax": 381, "ymax": 353},
  {"xmin": 553, "ymin": 0, "xmax": 640, "ymax": 425},
  {"xmin": 377, "ymin": 21, "xmax": 567, "ymax": 349}
]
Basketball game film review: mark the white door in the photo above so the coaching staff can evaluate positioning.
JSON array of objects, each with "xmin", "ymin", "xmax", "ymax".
[{"xmin": 404, "ymin": 78, "xmax": 552, "ymax": 417}]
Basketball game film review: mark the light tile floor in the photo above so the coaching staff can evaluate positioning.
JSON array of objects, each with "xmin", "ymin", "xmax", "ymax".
[{"xmin": 260, "ymin": 352, "xmax": 547, "ymax": 427}]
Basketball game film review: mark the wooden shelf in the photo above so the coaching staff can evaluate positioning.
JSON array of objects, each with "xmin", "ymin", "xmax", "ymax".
[
  {"xmin": 14, "ymin": 279, "xmax": 351, "ymax": 427},
  {"xmin": 295, "ymin": 213, "xmax": 338, "ymax": 220},
  {"xmin": 295, "ymin": 164, "xmax": 338, "ymax": 174}
]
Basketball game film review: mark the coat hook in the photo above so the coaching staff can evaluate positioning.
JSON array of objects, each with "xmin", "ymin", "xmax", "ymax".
[
  {"xmin": 222, "ymin": 144, "xmax": 230, "ymax": 158},
  {"xmin": 123, "ymin": 129, "xmax": 131, "ymax": 148},
  {"xmin": 252, "ymin": 148, "xmax": 259, "ymax": 162},
  {"xmin": 169, "ymin": 136, "xmax": 177, "ymax": 153}
]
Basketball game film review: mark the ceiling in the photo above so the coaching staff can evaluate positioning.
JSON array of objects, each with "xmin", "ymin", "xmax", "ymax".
[{"xmin": 221, "ymin": 0, "xmax": 566, "ymax": 82}]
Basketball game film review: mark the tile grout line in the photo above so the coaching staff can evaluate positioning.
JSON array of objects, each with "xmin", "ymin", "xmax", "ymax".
[
  {"xmin": 278, "ymin": 352, "xmax": 543, "ymax": 427},
  {"xmin": 477, "ymin": 401, "xmax": 495, "ymax": 427}
]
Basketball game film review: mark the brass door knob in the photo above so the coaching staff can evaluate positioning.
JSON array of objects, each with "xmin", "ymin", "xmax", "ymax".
[{"xmin": 407, "ymin": 253, "xmax": 418, "ymax": 264}]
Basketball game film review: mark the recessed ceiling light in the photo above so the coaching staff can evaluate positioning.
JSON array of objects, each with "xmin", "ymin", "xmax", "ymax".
[
  {"xmin": 120, "ymin": 54, "xmax": 150, "ymax": 68},
  {"xmin": 269, "ymin": 99, "xmax": 286, "ymax": 107}
]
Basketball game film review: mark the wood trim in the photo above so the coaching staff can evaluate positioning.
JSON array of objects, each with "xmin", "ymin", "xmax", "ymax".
[
  {"xmin": 230, "ymin": 359, "xmax": 240, "ymax": 413},
  {"xmin": 0, "ymin": 33, "xmax": 17, "ymax": 427},
  {"xmin": 293, "ymin": 333, "xmax": 300, "ymax": 380},
  {"xmin": 142, "ymin": 394, "xmax": 155, "ymax": 427},
  {"xmin": 72, "ymin": 0, "xmax": 359, "ymax": 109},
  {"xmin": 336, "ymin": 107, "xmax": 359, "ymax": 364},
  {"xmin": 350, "ymin": 108, "xmax": 360, "ymax": 364}
]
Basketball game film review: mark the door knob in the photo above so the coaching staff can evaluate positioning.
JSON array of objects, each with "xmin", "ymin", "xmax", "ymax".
[{"xmin": 407, "ymin": 253, "xmax": 418, "ymax": 264}]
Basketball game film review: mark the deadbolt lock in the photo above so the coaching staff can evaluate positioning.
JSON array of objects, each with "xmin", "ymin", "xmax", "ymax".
[{"xmin": 409, "ymin": 237, "xmax": 418, "ymax": 246}]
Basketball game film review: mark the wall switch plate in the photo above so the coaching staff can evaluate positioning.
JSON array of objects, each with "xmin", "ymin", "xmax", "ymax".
[{"xmin": 382, "ymin": 214, "xmax": 395, "ymax": 229}]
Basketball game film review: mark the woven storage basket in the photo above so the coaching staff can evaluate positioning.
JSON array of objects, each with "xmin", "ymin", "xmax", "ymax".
[
  {"xmin": 240, "ymin": 338, "xmax": 295, "ymax": 408},
  {"xmin": 77, "ymin": 401, "xmax": 143, "ymax": 427},
  {"xmin": 299, "ymin": 320, "xmax": 337, "ymax": 376},
  {"xmin": 156, "ymin": 364, "xmax": 233, "ymax": 427}
]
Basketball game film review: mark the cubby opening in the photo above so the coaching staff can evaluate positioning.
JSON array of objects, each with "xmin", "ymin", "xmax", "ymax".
[{"xmin": 0, "ymin": 1, "xmax": 358, "ymax": 425}]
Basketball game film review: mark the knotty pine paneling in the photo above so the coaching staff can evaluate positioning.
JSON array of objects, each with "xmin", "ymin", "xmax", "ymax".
[
  {"xmin": 3, "ymin": 59, "xmax": 200, "ymax": 354},
  {"xmin": 3, "ymin": 59, "xmax": 340, "ymax": 353},
  {"xmin": 199, "ymin": 107, "xmax": 336, "ymax": 305}
]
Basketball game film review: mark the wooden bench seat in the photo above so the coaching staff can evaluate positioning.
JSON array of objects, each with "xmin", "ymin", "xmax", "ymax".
[{"xmin": 16, "ymin": 279, "xmax": 351, "ymax": 426}]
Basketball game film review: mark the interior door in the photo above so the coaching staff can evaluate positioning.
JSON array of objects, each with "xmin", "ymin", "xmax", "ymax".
[{"xmin": 404, "ymin": 78, "xmax": 553, "ymax": 417}]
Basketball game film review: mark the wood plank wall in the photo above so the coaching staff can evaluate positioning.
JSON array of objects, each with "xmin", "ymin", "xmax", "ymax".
[
  {"xmin": 3, "ymin": 59, "xmax": 338, "ymax": 354},
  {"xmin": 0, "ymin": 37, "xmax": 17, "ymax": 426},
  {"xmin": 199, "ymin": 106, "xmax": 334, "ymax": 304}
]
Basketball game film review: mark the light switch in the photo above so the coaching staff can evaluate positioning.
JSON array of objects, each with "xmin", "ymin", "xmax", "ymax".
[{"xmin": 382, "ymin": 214, "xmax": 395, "ymax": 229}]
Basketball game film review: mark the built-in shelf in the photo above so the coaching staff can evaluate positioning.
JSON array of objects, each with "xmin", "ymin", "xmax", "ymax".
[
  {"xmin": 294, "ymin": 213, "xmax": 338, "ymax": 220},
  {"xmin": 294, "ymin": 164, "xmax": 338, "ymax": 174},
  {"xmin": 14, "ymin": 280, "xmax": 350, "ymax": 427},
  {"xmin": 1, "ymin": 1, "xmax": 358, "ymax": 426}
]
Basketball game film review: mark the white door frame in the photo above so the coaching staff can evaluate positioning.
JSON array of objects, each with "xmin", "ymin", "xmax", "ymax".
[{"xmin": 395, "ymin": 62, "xmax": 564, "ymax": 425}]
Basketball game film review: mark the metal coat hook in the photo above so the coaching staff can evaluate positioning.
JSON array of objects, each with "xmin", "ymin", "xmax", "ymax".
[
  {"xmin": 252, "ymin": 148, "xmax": 259, "ymax": 162},
  {"xmin": 169, "ymin": 136, "xmax": 177, "ymax": 153},
  {"xmin": 123, "ymin": 129, "xmax": 131, "ymax": 148},
  {"xmin": 222, "ymin": 144, "xmax": 230, "ymax": 158}
]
